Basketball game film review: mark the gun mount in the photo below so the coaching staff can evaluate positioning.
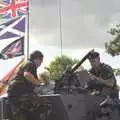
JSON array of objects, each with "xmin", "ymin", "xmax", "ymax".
[{"xmin": 54, "ymin": 49, "xmax": 94, "ymax": 94}]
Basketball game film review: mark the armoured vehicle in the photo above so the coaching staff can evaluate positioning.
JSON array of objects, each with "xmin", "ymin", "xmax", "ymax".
[{"xmin": 0, "ymin": 50, "xmax": 120, "ymax": 120}]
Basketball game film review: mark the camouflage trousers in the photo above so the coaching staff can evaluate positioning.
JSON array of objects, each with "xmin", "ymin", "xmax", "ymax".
[{"xmin": 9, "ymin": 94, "xmax": 41, "ymax": 120}]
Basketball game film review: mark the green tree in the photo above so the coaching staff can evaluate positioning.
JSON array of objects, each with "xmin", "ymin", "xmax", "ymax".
[
  {"xmin": 105, "ymin": 24, "xmax": 120, "ymax": 56},
  {"xmin": 105, "ymin": 24, "xmax": 120, "ymax": 75},
  {"xmin": 46, "ymin": 55, "xmax": 79, "ymax": 80}
]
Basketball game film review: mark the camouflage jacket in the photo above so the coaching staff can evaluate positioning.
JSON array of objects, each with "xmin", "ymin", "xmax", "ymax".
[{"xmin": 89, "ymin": 63, "xmax": 118, "ymax": 98}]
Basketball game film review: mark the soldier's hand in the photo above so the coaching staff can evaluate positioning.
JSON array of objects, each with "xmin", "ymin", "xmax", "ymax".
[
  {"xmin": 89, "ymin": 74, "xmax": 101, "ymax": 81},
  {"xmin": 34, "ymin": 79, "xmax": 41, "ymax": 86},
  {"xmin": 88, "ymin": 74, "xmax": 102, "ymax": 84},
  {"xmin": 89, "ymin": 74, "xmax": 97, "ymax": 80}
]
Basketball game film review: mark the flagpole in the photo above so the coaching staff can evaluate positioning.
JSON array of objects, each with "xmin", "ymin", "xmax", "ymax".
[{"xmin": 26, "ymin": 0, "xmax": 29, "ymax": 60}]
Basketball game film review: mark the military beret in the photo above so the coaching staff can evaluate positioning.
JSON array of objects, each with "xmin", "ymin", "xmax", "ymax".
[{"xmin": 88, "ymin": 51, "xmax": 100, "ymax": 59}]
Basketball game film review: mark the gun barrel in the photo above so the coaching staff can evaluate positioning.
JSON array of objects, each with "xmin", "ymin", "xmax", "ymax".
[{"xmin": 71, "ymin": 49, "xmax": 94, "ymax": 73}]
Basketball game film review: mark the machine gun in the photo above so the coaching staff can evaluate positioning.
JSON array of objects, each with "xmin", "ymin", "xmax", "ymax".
[{"xmin": 55, "ymin": 49, "xmax": 94, "ymax": 94}]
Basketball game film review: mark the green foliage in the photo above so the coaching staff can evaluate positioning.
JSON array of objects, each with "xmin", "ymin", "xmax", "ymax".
[
  {"xmin": 105, "ymin": 24, "xmax": 120, "ymax": 56},
  {"xmin": 114, "ymin": 68, "xmax": 120, "ymax": 76},
  {"xmin": 46, "ymin": 55, "xmax": 79, "ymax": 80},
  {"xmin": 105, "ymin": 24, "xmax": 120, "ymax": 76}
]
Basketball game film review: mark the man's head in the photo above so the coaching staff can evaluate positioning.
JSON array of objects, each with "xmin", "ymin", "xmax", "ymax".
[
  {"xmin": 39, "ymin": 71, "xmax": 50, "ymax": 84},
  {"xmin": 30, "ymin": 50, "xmax": 44, "ymax": 68},
  {"xmin": 88, "ymin": 51, "xmax": 100, "ymax": 69}
]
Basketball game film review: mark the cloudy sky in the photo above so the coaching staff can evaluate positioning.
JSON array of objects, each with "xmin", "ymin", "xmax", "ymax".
[
  {"xmin": 0, "ymin": 0, "xmax": 120, "ymax": 82},
  {"xmin": 29, "ymin": 0, "xmax": 120, "ymax": 49},
  {"xmin": 27, "ymin": 0, "xmax": 120, "ymax": 73}
]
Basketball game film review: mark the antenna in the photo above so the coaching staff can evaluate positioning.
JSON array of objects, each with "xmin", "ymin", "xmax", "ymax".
[
  {"xmin": 41, "ymin": 0, "xmax": 44, "ymax": 7},
  {"xmin": 26, "ymin": 0, "xmax": 29, "ymax": 60},
  {"xmin": 58, "ymin": 0, "xmax": 63, "ymax": 57}
]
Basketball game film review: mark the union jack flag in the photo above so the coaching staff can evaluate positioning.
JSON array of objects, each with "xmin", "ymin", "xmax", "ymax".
[
  {"xmin": 0, "ymin": 36, "xmax": 24, "ymax": 59},
  {"xmin": 0, "ymin": 15, "xmax": 25, "ymax": 40},
  {"xmin": 0, "ymin": 0, "xmax": 28, "ymax": 18}
]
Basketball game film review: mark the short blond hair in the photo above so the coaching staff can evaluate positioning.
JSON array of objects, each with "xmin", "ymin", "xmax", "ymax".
[{"xmin": 39, "ymin": 71, "xmax": 50, "ymax": 83}]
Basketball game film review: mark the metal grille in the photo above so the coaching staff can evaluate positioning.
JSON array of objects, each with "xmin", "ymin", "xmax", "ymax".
[{"xmin": 0, "ymin": 97, "xmax": 9, "ymax": 120}]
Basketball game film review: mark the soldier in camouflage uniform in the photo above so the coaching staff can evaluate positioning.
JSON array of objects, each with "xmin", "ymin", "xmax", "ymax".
[
  {"xmin": 87, "ymin": 51, "xmax": 119, "ymax": 120},
  {"xmin": 88, "ymin": 51, "xmax": 118, "ymax": 98},
  {"xmin": 7, "ymin": 50, "xmax": 44, "ymax": 120}
]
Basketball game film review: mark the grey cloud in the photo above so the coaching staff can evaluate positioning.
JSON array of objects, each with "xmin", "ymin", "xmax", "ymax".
[
  {"xmin": 29, "ymin": 0, "xmax": 120, "ymax": 49},
  {"xmin": 31, "ymin": 0, "xmax": 58, "ymax": 6}
]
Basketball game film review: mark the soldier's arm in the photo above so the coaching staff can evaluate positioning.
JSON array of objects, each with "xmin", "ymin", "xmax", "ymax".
[
  {"xmin": 102, "ymin": 65, "xmax": 116, "ymax": 87},
  {"xmin": 89, "ymin": 74, "xmax": 114, "ymax": 88},
  {"xmin": 24, "ymin": 72, "xmax": 41, "ymax": 85},
  {"xmin": 91, "ymin": 65, "xmax": 116, "ymax": 88},
  {"xmin": 97, "ymin": 78, "xmax": 115, "ymax": 88},
  {"xmin": 23, "ymin": 62, "xmax": 41, "ymax": 85}
]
